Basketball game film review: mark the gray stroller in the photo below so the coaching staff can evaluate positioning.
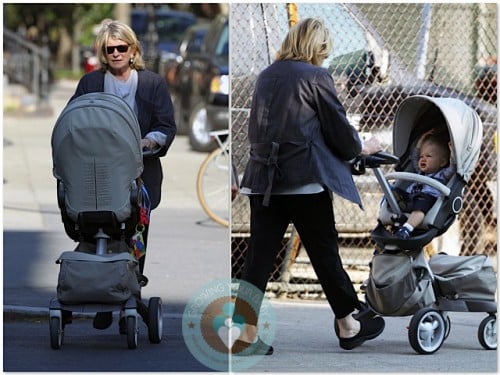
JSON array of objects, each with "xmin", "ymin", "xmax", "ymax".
[
  {"xmin": 358, "ymin": 95, "xmax": 497, "ymax": 354},
  {"xmin": 49, "ymin": 93, "xmax": 163, "ymax": 349}
]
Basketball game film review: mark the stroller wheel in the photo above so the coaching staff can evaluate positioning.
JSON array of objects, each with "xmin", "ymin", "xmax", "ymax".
[
  {"xmin": 126, "ymin": 315, "xmax": 138, "ymax": 349},
  {"xmin": 148, "ymin": 297, "xmax": 163, "ymax": 344},
  {"xmin": 408, "ymin": 308, "xmax": 446, "ymax": 354},
  {"xmin": 49, "ymin": 316, "xmax": 64, "ymax": 349},
  {"xmin": 478, "ymin": 314, "xmax": 497, "ymax": 350},
  {"xmin": 442, "ymin": 312, "xmax": 451, "ymax": 340}
]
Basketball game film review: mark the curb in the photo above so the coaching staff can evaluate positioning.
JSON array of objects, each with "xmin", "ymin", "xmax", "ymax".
[
  {"xmin": 4, "ymin": 305, "xmax": 53, "ymax": 321},
  {"xmin": 3, "ymin": 305, "xmax": 183, "ymax": 321}
]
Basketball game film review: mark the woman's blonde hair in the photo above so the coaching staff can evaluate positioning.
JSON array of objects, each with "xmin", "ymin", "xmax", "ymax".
[
  {"xmin": 276, "ymin": 18, "xmax": 332, "ymax": 66},
  {"xmin": 95, "ymin": 19, "xmax": 145, "ymax": 71}
]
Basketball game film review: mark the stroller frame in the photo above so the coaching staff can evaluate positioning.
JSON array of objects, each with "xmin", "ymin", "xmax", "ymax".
[{"xmin": 49, "ymin": 93, "xmax": 163, "ymax": 349}]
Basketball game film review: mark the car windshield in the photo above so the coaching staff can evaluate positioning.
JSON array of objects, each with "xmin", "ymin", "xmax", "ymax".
[
  {"xmin": 156, "ymin": 15, "xmax": 195, "ymax": 44},
  {"xmin": 131, "ymin": 11, "xmax": 148, "ymax": 40},
  {"xmin": 214, "ymin": 23, "xmax": 229, "ymax": 58}
]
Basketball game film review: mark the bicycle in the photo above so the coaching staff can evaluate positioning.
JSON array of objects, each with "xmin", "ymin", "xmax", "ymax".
[{"xmin": 196, "ymin": 129, "xmax": 230, "ymax": 227}]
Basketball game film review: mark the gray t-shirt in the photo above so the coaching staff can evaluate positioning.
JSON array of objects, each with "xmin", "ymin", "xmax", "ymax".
[{"xmin": 104, "ymin": 69, "xmax": 166, "ymax": 147}]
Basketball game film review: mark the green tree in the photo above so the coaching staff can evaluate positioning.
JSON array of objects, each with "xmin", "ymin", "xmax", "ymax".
[{"xmin": 4, "ymin": 3, "xmax": 113, "ymax": 72}]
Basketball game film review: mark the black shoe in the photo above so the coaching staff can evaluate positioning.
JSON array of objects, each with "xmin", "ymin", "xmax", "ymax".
[
  {"xmin": 93, "ymin": 311, "xmax": 113, "ymax": 330},
  {"xmin": 338, "ymin": 316, "xmax": 385, "ymax": 350},
  {"xmin": 231, "ymin": 338, "xmax": 273, "ymax": 356},
  {"xmin": 119, "ymin": 317, "xmax": 127, "ymax": 335}
]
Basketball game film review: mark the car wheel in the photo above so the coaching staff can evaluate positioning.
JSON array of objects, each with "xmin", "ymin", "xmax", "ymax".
[{"xmin": 188, "ymin": 102, "xmax": 216, "ymax": 152}]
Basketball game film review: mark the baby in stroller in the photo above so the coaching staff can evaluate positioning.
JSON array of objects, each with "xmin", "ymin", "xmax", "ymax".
[
  {"xmin": 358, "ymin": 95, "xmax": 496, "ymax": 354},
  {"xmin": 392, "ymin": 129, "xmax": 455, "ymax": 240},
  {"xmin": 368, "ymin": 95, "xmax": 477, "ymax": 251}
]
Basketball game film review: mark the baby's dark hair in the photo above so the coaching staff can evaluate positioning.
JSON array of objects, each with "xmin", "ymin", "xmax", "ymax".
[{"xmin": 419, "ymin": 133, "xmax": 451, "ymax": 161}]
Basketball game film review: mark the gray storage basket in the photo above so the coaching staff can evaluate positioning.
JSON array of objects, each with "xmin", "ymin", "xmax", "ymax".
[
  {"xmin": 429, "ymin": 253, "xmax": 497, "ymax": 300},
  {"xmin": 366, "ymin": 251, "xmax": 436, "ymax": 316},
  {"xmin": 56, "ymin": 251, "xmax": 141, "ymax": 304}
]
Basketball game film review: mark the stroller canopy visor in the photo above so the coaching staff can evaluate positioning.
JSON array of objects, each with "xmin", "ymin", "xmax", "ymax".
[{"xmin": 393, "ymin": 95, "xmax": 483, "ymax": 182}]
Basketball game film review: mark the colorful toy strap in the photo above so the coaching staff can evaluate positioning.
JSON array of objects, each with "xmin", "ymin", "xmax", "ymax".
[{"xmin": 131, "ymin": 184, "xmax": 151, "ymax": 260}]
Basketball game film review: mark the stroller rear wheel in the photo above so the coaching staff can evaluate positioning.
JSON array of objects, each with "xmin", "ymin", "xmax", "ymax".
[
  {"xmin": 148, "ymin": 297, "xmax": 163, "ymax": 343},
  {"xmin": 49, "ymin": 316, "xmax": 64, "ymax": 349},
  {"xmin": 408, "ymin": 308, "xmax": 446, "ymax": 354},
  {"xmin": 478, "ymin": 314, "xmax": 497, "ymax": 350}
]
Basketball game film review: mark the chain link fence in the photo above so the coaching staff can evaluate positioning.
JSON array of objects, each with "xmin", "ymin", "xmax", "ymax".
[{"xmin": 231, "ymin": 3, "xmax": 497, "ymax": 298}]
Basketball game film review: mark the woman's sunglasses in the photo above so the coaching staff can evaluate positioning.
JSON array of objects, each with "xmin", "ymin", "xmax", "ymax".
[{"xmin": 105, "ymin": 44, "xmax": 129, "ymax": 54}]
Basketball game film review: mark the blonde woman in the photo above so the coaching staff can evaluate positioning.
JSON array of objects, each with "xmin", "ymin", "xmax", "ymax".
[
  {"xmin": 235, "ymin": 18, "xmax": 383, "ymax": 354},
  {"xmin": 68, "ymin": 19, "xmax": 176, "ymax": 331}
]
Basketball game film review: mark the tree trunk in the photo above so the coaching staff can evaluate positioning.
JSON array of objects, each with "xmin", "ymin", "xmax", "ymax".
[{"xmin": 56, "ymin": 26, "xmax": 72, "ymax": 70}]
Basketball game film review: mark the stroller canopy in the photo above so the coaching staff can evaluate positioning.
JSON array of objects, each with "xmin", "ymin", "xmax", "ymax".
[
  {"xmin": 393, "ymin": 95, "xmax": 483, "ymax": 183},
  {"xmin": 51, "ymin": 93, "xmax": 143, "ymax": 222}
]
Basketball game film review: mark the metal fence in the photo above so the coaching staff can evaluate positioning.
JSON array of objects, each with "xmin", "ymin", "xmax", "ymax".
[
  {"xmin": 3, "ymin": 28, "xmax": 51, "ymax": 103},
  {"xmin": 230, "ymin": 3, "xmax": 497, "ymax": 298}
]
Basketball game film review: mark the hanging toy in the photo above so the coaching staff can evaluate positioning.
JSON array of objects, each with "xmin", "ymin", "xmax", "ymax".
[{"xmin": 131, "ymin": 184, "xmax": 151, "ymax": 260}]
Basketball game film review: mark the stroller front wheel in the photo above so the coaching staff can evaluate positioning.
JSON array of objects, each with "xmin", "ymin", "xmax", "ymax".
[
  {"xmin": 126, "ymin": 315, "xmax": 138, "ymax": 349},
  {"xmin": 478, "ymin": 314, "xmax": 497, "ymax": 350},
  {"xmin": 408, "ymin": 308, "xmax": 446, "ymax": 354}
]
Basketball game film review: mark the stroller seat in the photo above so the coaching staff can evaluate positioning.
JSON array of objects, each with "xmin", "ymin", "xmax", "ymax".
[{"xmin": 368, "ymin": 95, "xmax": 483, "ymax": 251}]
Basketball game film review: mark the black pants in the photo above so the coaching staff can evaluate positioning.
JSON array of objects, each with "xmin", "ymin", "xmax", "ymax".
[{"xmin": 238, "ymin": 191, "xmax": 360, "ymax": 323}]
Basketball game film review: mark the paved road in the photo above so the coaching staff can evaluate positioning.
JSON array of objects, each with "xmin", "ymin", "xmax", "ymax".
[
  {"xmin": 3, "ymin": 80, "xmax": 497, "ymax": 372},
  {"xmin": 4, "ymin": 303, "xmax": 496, "ymax": 372}
]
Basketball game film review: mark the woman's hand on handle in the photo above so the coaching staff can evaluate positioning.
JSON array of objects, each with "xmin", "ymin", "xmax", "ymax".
[
  {"xmin": 361, "ymin": 135, "xmax": 382, "ymax": 155},
  {"xmin": 141, "ymin": 138, "xmax": 158, "ymax": 150}
]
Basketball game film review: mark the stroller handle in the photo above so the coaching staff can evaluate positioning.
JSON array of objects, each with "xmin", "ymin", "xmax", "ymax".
[
  {"xmin": 385, "ymin": 172, "xmax": 451, "ymax": 197},
  {"xmin": 142, "ymin": 146, "xmax": 163, "ymax": 159},
  {"xmin": 364, "ymin": 151, "xmax": 400, "ymax": 168}
]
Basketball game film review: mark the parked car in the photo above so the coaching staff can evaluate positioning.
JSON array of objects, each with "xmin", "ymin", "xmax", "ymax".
[
  {"xmin": 172, "ymin": 15, "xmax": 229, "ymax": 152},
  {"xmin": 155, "ymin": 9, "xmax": 197, "ymax": 58},
  {"xmin": 160, "ymin": 22, "xmax": 210, "ymax": 117},
  {"xmin": 131, "ymin": 7, "xmax": 196, "ymax": 71}
]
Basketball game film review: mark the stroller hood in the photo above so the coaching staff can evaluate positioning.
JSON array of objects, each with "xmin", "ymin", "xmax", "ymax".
[
  {"xmin": 51, "ymin": 93, "xmax": 143, "ymax": 222},
  {"xmin": 393, "ymin": 95, "xmax": 483, "ymax": 182}
]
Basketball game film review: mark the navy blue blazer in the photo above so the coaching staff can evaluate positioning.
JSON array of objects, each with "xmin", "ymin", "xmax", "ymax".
[
  {"xmin": 70, "ymin": 69, "xmax": 177, "ymax": 209},
  {"xmin": 240, "ymin": 60, "xmax": 363, "ymax": 207}
]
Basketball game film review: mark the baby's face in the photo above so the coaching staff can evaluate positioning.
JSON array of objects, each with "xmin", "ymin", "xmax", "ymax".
[{"xmin": 418, "ymin": 142, "xmax": 447, "ymax": 174}]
